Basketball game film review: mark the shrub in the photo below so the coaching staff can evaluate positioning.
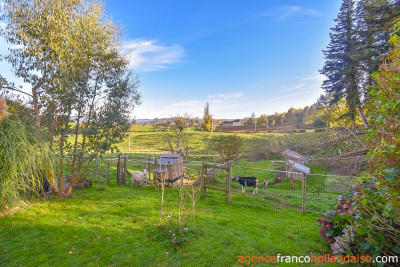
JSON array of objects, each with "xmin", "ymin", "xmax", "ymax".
[{"xmin": 207, "ymin": 134, "xmax": 244, "ymax": 162}]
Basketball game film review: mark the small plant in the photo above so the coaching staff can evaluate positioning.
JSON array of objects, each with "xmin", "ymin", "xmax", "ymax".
[
  {"xmin": 93, "ymin": 160, "xmax": 111, "ymax": 191},
  {"xmin": 156, "ymin": 175, "xmax": 201, "ymax": 250}
]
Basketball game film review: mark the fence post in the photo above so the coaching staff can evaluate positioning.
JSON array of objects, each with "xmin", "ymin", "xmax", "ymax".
[
  {"xmin": 117, "ymin": 155, "xmax": 121, "ymax": 185},
  {"xmin": 148, "ymin": 157, "xmax": 151, "ymax": 182},
  {"xmin": 226, "ymin": 163, "xmax": 232, "ymax": 203},
  {"xmin": 201, "ymin": 162, "xmax": 206, "ymax": 198},
  {"xmin": 123, "ymin": 155, "xmax": 127, "ymax": 185},
  {"xmin": 106, "ymin": 161, "xmax": 110, "ymax": 184},
  {"xmin": 302, "ymin": 174, "xmax": 307, "ymax": 213}
]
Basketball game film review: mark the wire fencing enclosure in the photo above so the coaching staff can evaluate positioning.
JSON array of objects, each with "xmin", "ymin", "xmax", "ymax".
[
  {"xmin": 101, "ymin": 152, "xmax": 357, "ymax": 213},
  {"xmin": 230, "ymin": 165, "xmax": 357, "ymax": 212}
]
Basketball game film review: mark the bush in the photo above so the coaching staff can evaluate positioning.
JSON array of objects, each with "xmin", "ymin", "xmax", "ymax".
[{"xmin": 207, "ymin": 134, "xmax": 244, "ymax": 162}]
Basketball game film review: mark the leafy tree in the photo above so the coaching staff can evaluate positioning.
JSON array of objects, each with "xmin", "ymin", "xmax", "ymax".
[
  {"xmin": 257, "ymin": 114, "xmax": 269, "ymax": 126},
  {"xmin": 320, "ymin": 0, "xmax": 368, "ymax": 128},
  {"xmin": 156, "ymin": 116, "xmax": 192, "ymax": 156},
  {"xmin": 0, "ymin": 0, "xmax": 141, "ymax": 195},
  {"xmin": 200, "ymin": 102, "xmax": 212, "ymax": 131},
  {"xmin": 316, "ymin": 94, "xmax": 353, "ymax": 129},
  {"xmin": 208, "ymin": 134, "xmax": 244, "ymax": 162}
]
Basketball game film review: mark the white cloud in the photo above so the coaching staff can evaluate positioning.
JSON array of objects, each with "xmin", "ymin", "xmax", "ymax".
[
  {"xmin": 298, "ymin": 74, "xmax": 325, "ymax": 83},
  {"xmin": 124, "ymin": 39, "xmax": 185, "ymax": 72},
  {"xmin": 254, "ymin": 6, "xmax": 321, "ymax": 22},
  {"xmin": 172, "ymin": 100, "xmax": 203, "ymax": 107},
  {"xmin": 277, "ymin": 6, "xmax": 321, "ymax": 21},
  {"xmin": 282, "ymin": 83, "xmax": 306, "ymax": 91},
  {"xmin": 207, "ymin": 92, "xmax": 245, "ymax": 103},
  {"xmin": 273, "ymin": 90, "xmax": 312, "ymax": 101}
]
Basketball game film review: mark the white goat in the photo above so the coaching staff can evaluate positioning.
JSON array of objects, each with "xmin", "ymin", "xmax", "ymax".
[{"xmin": 131, "ymin": 169, "xmax": 147, "ymax": 187}]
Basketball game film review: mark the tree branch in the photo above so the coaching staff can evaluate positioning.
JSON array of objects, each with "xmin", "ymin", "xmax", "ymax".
[{"xmin": 0, "ymin": 86, "xmax": 33, "ymax": 97}]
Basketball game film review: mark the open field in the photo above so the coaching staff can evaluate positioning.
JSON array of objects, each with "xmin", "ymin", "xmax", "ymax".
[
  {"xmin": 0, "ymin": 181, "xmax": 335, "ymax": 267},
  {"xmin": 117, "ymin": 125, "xmax": 328, "ymax": 154}
]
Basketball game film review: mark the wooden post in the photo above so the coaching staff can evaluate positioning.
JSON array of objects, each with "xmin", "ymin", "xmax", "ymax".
[
  {"xmin": 302, "ymin": 174, "xmax": 307, "ymax": 213},
  {"xmin": 226, "ymin": 163, "xmax": 232, "ymax": 203},
  {"xmin": 285, "ymin": 155, "xmax": 288, "ymax": 179},
  {"xmin": 117, "ymin": 155, "xmax": 122, "ymax": 185},
  {"xmin": 200, "ymin": 162, "xmax": 206, "ymax": 198},
  {"xmin": 106, "ymin": 162, "xmax": 110, "ymax": 184},
  {"xmin": 154, "ymin": 158, "xmax": 157, "ymax": 184},
  {"xmin": 289, "ymin": 161, "xmax": 295, "ymax": 190},
  {"xmin": 169, "ymin": 163, "xmax": 172, "ymax": 187},
  {"xmin": 123, "ymin": 155, "xmax": 127, "ymax": 185},
  {"xmin": 148, "ymin": 157, "xmax": 151, "ymax": 182}
]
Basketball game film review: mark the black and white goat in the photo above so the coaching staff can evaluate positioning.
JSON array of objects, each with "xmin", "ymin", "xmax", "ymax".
[{"xmin": 234, "ymin": 175, "xmax": 258, "ymax": 194}]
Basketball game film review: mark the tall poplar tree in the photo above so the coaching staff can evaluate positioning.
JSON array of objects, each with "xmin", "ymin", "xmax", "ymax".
[
  {"xmin": 320, "ymin": 0, "xmax": 368, "ymax": 128},
  {"xmin": 200, "ymin": 102, "xmax": 212, "ymax": 131}
]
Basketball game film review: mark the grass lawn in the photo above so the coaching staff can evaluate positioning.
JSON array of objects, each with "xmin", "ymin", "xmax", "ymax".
[{"xmin": 0, "ymin": 181, "xmax": 335, "ymax": 266}]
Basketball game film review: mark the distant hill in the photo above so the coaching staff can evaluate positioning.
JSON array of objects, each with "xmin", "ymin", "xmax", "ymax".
[{"xmin": 135, "ymin": 119, "xmax": 152, "ymax": 124}]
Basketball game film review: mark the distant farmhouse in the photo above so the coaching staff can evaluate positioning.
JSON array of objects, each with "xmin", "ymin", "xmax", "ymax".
[{"xmin": 222, "ymin": 119, "xmax": 242, "ymax": 126}]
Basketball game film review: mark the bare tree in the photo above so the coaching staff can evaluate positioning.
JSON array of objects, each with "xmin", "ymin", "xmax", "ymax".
[{"xmin": 156, "ymin": 115, "xmax": 193, "ymax": 156}]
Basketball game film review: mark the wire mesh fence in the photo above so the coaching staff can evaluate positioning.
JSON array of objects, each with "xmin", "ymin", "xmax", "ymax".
[
  {"xmin": 100, "ymin": 151, "xmax": 357, "ymax": 213},
  {"xmin": 228, "ymin": 165, "xmax": 356, "ymax": 212}
]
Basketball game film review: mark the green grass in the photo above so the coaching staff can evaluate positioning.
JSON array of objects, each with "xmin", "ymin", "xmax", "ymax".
[
  {"xmin": 0, "ymin": 181, "xmax": 335, "ymax": 266},
  {"xmin": 117, "ymin": 125, "xmax": 327, "ymax": 154}
]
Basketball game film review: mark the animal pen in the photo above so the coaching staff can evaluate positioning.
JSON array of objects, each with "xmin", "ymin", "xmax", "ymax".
[
  {"xmin": 153, "ymin": 154, "xmax": 184, "ymax": 185},
  {"xmin": 109, "ymin": 152, "xmax": 355, "ymax": 213}
]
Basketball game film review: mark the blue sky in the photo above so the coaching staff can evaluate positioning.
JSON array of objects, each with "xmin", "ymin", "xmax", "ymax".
[{"xmin": 0, "ymin": 0, "xmax": 342, "ymax": 119}]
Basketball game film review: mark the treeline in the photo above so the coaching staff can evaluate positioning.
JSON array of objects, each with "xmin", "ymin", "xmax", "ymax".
[{"xmin": 243, "ymin": 96, "xmax": 361, "ymax": 129}]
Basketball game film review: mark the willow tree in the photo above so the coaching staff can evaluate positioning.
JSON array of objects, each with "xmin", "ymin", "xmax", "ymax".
[
  {"xmin": 0, "ymin": 97, "xmax": 54, "ymax": 213},
  {"xmin": 0, "ymin": 0, "xmax": 141, "ymax": 195}
]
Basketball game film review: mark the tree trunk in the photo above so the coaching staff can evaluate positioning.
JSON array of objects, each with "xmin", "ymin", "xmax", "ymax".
[
  {"xmin": 31, "ymin": 82, "xmax": 43, "ymax": 128},
  {"xmin": 357, "ymin": 103, "xmax": 369, "ymax": 128}
]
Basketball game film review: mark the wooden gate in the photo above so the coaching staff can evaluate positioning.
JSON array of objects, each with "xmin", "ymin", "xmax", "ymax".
[{"xmin": 200, "ymin": 162, "xmax": 233, "ymax": 203}]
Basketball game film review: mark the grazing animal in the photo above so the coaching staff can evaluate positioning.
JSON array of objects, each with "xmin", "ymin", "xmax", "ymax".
[
  {"xmin": 234, "ymin": 175, "xmax": 258, "ymax": 194},
  {"xmin": 275, "ymin": 168, "xmax": 286, "ymax": 183},
  {"xmin": 131, "ymin": 169, "xmax": 147, "ymax": 187},
  {"xmin": 262, "ymin": 179, "xmax": 268, "ymax": 189}
]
